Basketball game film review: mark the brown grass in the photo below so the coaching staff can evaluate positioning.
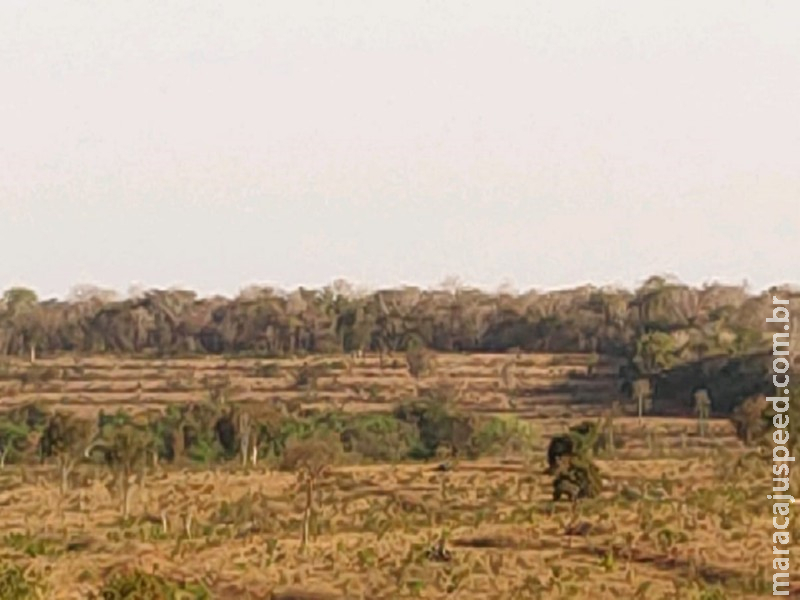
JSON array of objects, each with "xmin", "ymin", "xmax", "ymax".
[{"xmin": 0, "ymin": 352, "xmax": 791, "ymax": 598}]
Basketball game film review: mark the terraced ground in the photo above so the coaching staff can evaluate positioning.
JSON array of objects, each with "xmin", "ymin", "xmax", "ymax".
[{"xmin": 0, "ymin": 353, "xmax": 792, "ymax": 598}]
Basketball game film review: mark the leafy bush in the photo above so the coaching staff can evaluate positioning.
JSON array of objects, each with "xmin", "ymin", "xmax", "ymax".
[
  {"xmin": 0, "ymin": 402, "xmax": 52, "ymax": 467},
  {"xmin": 251, "ymin": 362, "xmax": 281, "ymax": 378},
  {"xmin": 320, "ymin": 360, "xmax": 348, "ymax": 371},
  {"xmin": 0, "ymin": 417, "xmax": 30, "ymax": 467},
  {"xmin": 546, "ymin": 421, "xmax": 600, "ymax": 473},
  {"xmin": 548, "ymin": 422, "xmax": 603, "ymax": 501},
  {"xmin": 730, "ymin": 395, "xmax": 769, "ymax": 446},
  {"xmin": 176, "ymin": 402, "xmax": 226, "ymax": 464},
  {"xmin": 472, "ymin": 416, "xmax": 538, "ymax": 458},
  {"xmin": 0, "ymin": 562, "xmax": 47, "ymax": 599},
  {"xmin": 405, "ymin": 346, "xmax": 434, "ymax": 379},
  {"xmin": 293, "ymin": 363, "xmax": 330, "ymax": 390},
  {"xmin": 8, "ymin": 403, "xmax": 48, "ymax": 431},
  {"xmin": 97, "ymin": 409, "xmax": 134, "ymax": 431},
  {"xmin": 393, "ymin": 399, "xmax": 478, "ymax": 460},
  {"xmin": 2, "ymin": 532, "xmax": 63, "ymax": 558},
  {"xmin": 18, "ymin": 366, "xmax": 61, "ymax": 387},
  {"xmin": 186, "ymin": 437, "xmax": 224, "ymax": 465},
  {"xmin": 552, "ymin": 457, "xmax": 602, "ymax": 501},
  {"xmin": 341, "ymin": 414, "xmax": 420, "ymax": 462},
  {"xmin": 94, "ymin": 568, "xmax": 211, "ymax": 599}
]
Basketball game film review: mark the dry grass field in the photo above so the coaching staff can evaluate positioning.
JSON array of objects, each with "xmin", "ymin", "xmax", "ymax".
[{"xmin": 0, "ymin": 352, "xmax": 793, "ymax": 598}]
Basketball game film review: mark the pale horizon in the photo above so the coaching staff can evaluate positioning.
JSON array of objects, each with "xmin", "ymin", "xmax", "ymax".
[{"xmin": 2, "ymin": 1, "xmax": 799, "ymax": 300}]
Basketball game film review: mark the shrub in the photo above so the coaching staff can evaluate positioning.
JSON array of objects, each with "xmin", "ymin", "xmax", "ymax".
[
  {"xmin": 8, "ymin": 403, "xmax": 48, "ymax": 431},
  {"xmin": 18, "ymin": 366, "xmax": 61, "ymax": 387},
  {"xmin": 187, "ymin": 437, "xmax": 224, "ymax": 465},
  {"xmin": 293, "ymin": 363, "xmax": 329, "ymax": 390},
  {"xmin": 340, "ymin": 414, "xmax": 421, "ymax": 462},
  {"xmin": 552, "ymin": 457, "xmax": 602, "ymax": 501},
  {"xmin": 546, "ymin": 421, "xmax": 599, "ymax": 473},
  {"xmin": 321, "ymin": 360, "xmax": 348, "ymax": 371},
  {"xmin": 38, "ymin": 412, "xmax": 95, "ymax": 494},
  {"xmin": 405, "ymin": 346, "xmax": 434, "ymax": 380},
  {"xmin": 252, "ymin": 362, "xmax": 281, "ymax": 378},
  {"xmin": 472, "ymin": 416, "xmax": 538, "ymax": 458},
  {"xmin": 548, "ymin": 422, "xmax": 603, "ymax": 502},
  {"xmin": 730, "ymin": 395, "xmax": 769, "ymax": 446},
  {"xmin": 176, "ymin": 402, "xmax": 226, "ymax": 464},
  {"xmin": 0, "ymin": 415, "xmax": 30, "ymax": 468},
  {"xmin": 97, "ymin": 409, "xmax": 134, "ymax": 431},
  {"xmin": 393, "ymin": 399, "xmax": 478, "ymax": 460},
  {"xmin": 93, "ymin": 568, "xmax": 211, "ymax": 599},
  {"xmin": 0, "ymin": 562, "xmax": 47, "ymax": 599}
]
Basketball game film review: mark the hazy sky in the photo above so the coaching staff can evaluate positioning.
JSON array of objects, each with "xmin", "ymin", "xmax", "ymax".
[{"xmin": 1, "ymin": 1, "xmax": 798, "ymax": 299}]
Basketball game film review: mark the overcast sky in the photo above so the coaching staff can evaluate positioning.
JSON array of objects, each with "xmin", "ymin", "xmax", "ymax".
[{"xmin": 1, "ymin": 1, "xmax": 798, "ymax": 299}]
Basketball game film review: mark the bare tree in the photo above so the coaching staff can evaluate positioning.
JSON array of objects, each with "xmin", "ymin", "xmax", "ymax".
[
  {"xmin": 693, "ymin": 388, "xmax": 712, "ymax": 437},
  {"xmin": 500, "ymin": 359, "xmax": 517, "ymax": 392},
  {"xmin": 406, "ymin": 345, "xmax": 435, "ymax": 394},
  {"xmin": 236, "ymin": 409, "xmax": 260, "ymax": 468},
  {"xmin": 631, "ymin": 378, "xmax": 652, "ymax": 426}
]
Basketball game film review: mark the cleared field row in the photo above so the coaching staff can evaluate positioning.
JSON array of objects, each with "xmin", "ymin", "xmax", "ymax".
[
  {"xmin": 0, "ymin": 446, "xmax": 776, "ymax": 598},
  {"xmin": 0, "ymin": 353, "xmax": 732, "ymax": 455}
]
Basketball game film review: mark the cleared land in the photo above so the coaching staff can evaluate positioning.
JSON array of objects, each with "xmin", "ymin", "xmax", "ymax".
[{"xmin": 0, "ymin": 353, "xmax": 791, "ymax": 598}]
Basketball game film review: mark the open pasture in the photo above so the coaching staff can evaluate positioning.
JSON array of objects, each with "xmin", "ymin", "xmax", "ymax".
[{"xmin": 0, "ymin": 353, "xmax": 787, "ymax": 598}]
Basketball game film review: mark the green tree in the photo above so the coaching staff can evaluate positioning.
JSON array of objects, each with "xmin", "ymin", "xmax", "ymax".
[
  {"xmin": 2, "ymin": 287, "xmax": 38, "ymax": 311},
  {"xmin": 2, "ymin": 287, "xmax": 40, "ymax": 362},
  {"xmin": 548, "ymin": 423, "xmax": 603, "ymax": 502},
  {"xmin": 634, "ymin": 331, "xmax": 676, "ymax": 374},
  {"xmin": 86, "ymin": 420, "xmax": 156, "ymax": 519},
  {"xmin": 0, "ymin": 414, "xmax": 29, "ymax": 469},
  {"xmin": 38, "ymin": 413, "xmax": 95, "ymax": 495}
]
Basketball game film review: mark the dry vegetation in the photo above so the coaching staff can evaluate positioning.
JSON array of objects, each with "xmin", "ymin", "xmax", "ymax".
[{"xmin": 0, "ymin": 352, "xmax": 793, "ymax": 599}]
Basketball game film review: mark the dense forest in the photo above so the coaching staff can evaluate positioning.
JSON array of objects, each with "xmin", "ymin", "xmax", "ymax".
[{"xmin": 0, "ymin": 276, "xmax": 796, "ymax": 365}]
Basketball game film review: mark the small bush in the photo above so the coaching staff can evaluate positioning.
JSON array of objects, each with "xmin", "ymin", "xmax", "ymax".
[
  {"xmin": 730, "ymin": 395, "xmax": 769, "ymax": 446},
  {"xmin": 552, "ymin": 458, "xmax": 602, "ymax": 501},
  {"xmin": 321, "ymin": 360, "xmax": 348, "ymax": 371},
  {"xmin": 293, "ymin": 363, "xmax": 329, "ymax": 390},
  {"xmin": 280, "ymin": 431, "xmax": 343, "ymax": 474},
  {"xmin": 393, "ymin": 399, "xmax": 478, "ymax": 460},
  {"xmin": 0, "ymin": 562, "xmax": 47, "ymax": 599},
  {"xmin": 8, "ymin": 403, "xmax": 49, "ymax": 431},
  {"xmin": 2, "ymin": 533, "xmax": 62, "ymax": 558},
  {"xmin": 548, "ymin": 422, "xmax": 603, "ymax": 502},
  {"xmin": 405, "ymin": 346, "xmax": 434, "ymax": 379},
  {"xmin": 18, "ymin": 366, "xmax": 61, "ymax": 387},
  {"xmin": 187, "ymin": 437, "xmax": 224, "ymax": 464},
  {"xmin": 472, "ymin": 416, "xmax": 538, "ymax": 458},
  {"xmin": 252, "ymin": 362, "xmax": 281, "ymax": 378},
  {"xmin": 0, "ymin": 416, "xmax": 31, "ymax": 467},
  {"xmin": 341, "ymin": 414, "xmax": 420, "ymax": 462},
  {"xmin": 94, "ymin": 568, "xmax": 211, "ymax": 599},
  {"xmin": 546, "ymin": 421, "xmax": 600, "ymax": 473}
]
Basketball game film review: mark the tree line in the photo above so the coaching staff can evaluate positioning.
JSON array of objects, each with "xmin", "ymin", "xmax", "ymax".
[
  {"xmin": 0, "ymin": 387, "xmax": 539, "ymax": 516},
  {"xmin": 0, "ymin": 276, "xmax": 789, "ymax": 363}
]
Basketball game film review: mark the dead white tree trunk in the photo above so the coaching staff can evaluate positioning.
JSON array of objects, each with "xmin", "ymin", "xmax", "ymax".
[{"xmin": 239, "ymin": 411, "xmax": 252, "ymax": 468}]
